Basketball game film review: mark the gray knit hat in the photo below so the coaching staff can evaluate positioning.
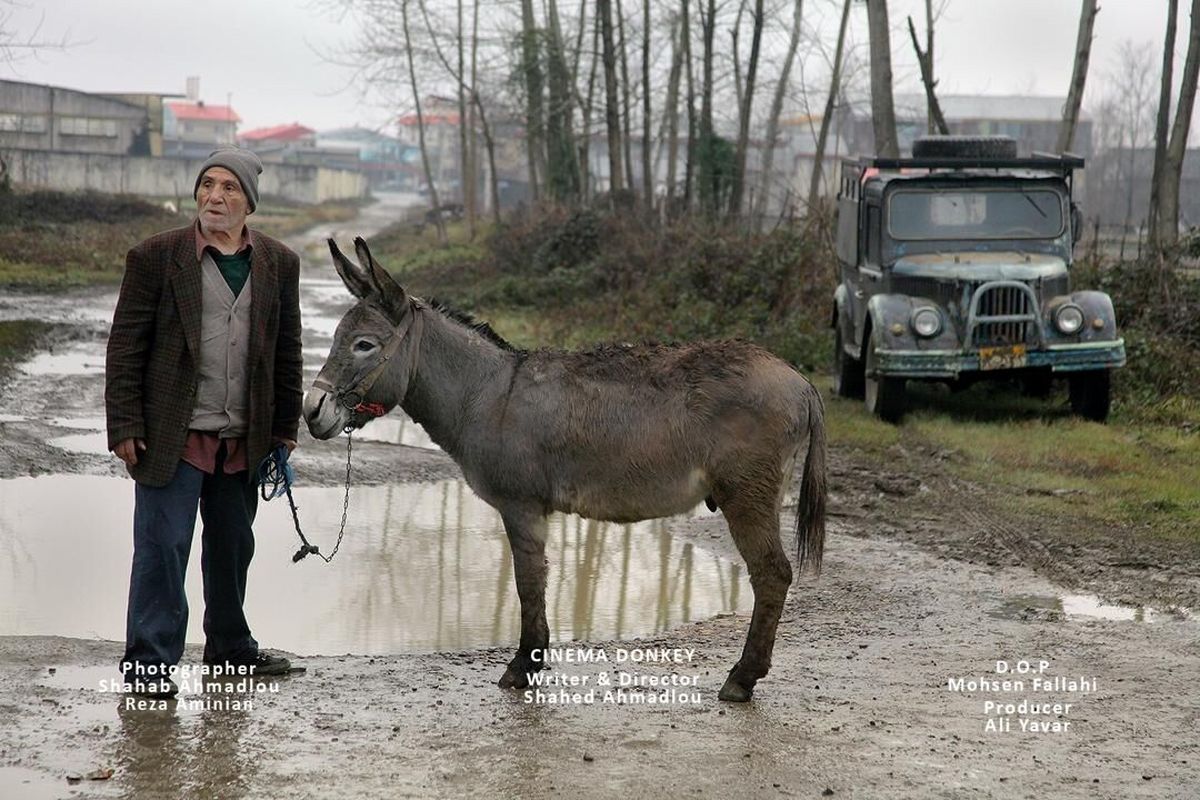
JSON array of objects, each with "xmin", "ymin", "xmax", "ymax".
[{"xmin": 194, "ymin": 146, "xmax": 263, "ymax": 212}]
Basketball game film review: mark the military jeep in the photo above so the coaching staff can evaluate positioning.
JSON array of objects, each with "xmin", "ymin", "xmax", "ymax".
[{"xmin": 831, "ymin": 135, "xmax": 1125, "ymax": 423}]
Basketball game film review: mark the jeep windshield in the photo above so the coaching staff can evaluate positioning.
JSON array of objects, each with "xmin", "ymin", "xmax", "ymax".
[{"xmin": 887, "ymin": 187, "xmax": 1064, "ymax": 240}]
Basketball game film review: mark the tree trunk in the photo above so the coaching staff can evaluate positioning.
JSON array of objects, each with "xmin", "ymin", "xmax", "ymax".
[
  {"xmin": 616, "ymin": 0, "xmax": 636, "ymax": 197},
  {"xmin": 402, "ymin": 0, "xmax": 446, "ymax": 243},
  {"xmin": 907, "ymin": 14, "xmax": 949, "ymax": 134},
  {"xmin": 1057, "ymin": 0, "xmax": 1100, "ymax": 153},
  {"xmin": 469, "ymin": 0, "xmax": 482, "ymax": 225},
  {"xmin": 729, "ymin": 0, "xmax": 764, "ymax": 217},
  {"xmin": 697, "ymin": 0, "xmax": 719, "ymax": 212},
  {"xmin": 1156, "ymin": 0, "xmax": 1200, "ymax": 248},
  {"xmin": 1149, "ymin": 0, "xmax": 1179, "ymax": 249},
  {"xmin": 580, "ymin": 3, "xmax": 601, "ymax": 199},
  {"xmin": 682, "ymin": 0, "xmax": 696, "ymax": 209},
  {"xmin": 808, "ymin": 0, "xmax": 851, "ymax": 212},
  {"xmin": 865, "ymin": 0, "xmax": 899, "ymax": 158},
  {"xmin": 598, "ymin": 0, "xmax": 624, "ymax": 193},
  {"xmin": 664, "ymin": 10, "xmax": 684, "ymax": 211},
  {"xmin": 755, "ymin": 0, "xmax": 803, "ymax": 230},
  {"xmin": 642, "ymin": 0, "xmax": 654, "ymax": 204},
  {"xmin": 546, "ymin": 0, "xmax": 581, "ymax": 201},
  {"xmin": 520, "ymin": 0, "xmax": 546, "ymax": 201},
  {"xmin": 730, "ymin": 0, "xmax": 748, "ymax": 116},
  {"xmin": 456, "ymin": 0, "xmax": 474, "ymax": 235}
]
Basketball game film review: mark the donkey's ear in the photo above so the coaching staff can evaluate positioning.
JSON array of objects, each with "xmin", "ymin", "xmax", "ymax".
[
  {"xmin": 354, "ymin": 236, "xmax": 409, "ymax": 318},
  {"xmin": 329, "ymin": 238, "xmax": 374, "ymax": 300}
]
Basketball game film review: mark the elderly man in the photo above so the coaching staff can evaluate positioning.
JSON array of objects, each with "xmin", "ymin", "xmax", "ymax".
[{"xmin": 106, "ymin": 146, "xmax": 303, "ymax": 696}]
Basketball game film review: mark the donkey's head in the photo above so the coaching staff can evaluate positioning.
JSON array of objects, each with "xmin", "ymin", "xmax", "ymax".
[{"xmin": 303, "ymin": 237, "xmax": 422, "ymax": 440}]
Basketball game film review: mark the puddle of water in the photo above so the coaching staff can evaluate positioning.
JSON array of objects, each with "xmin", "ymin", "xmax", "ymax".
[
  {"xmin": 47, "ymin": 431, "xmax": 111, "ymax": 456},
  {"xmin": 0, "ymin": 476, "xmax": 748, "ymax": 656},
  {"xmin": 19, "ymin": 345, "xmax": 105, "ymax": 377},
  {"xmin": 991, "ymin": 593, "xmax": 1190, "ymax": 623},
  {"xmin": 49, "ymin": 417, "xmax": 107, "ymax": 430},
  {"xmin": 0, "ymin": 766, "xmax": 85, "ymax": 800}
]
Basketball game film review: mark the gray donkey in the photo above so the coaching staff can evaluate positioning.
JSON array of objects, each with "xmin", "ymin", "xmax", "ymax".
[{"xmin": 303, "ymin": 237, "xmax": 827, "ymax": 702}]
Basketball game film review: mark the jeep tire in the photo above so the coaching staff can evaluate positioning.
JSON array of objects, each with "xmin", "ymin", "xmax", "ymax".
[
  {"xmin": 833, "ymin": 325, "xmax": 865, "ymax": 398},
  {"xmin": 1068, "ymin": 370, "xmax": 1111, "ymax": 422},
  {"xmin": 911, "ymin": 135, "xmax": 1019, "ymax": 160},
  {"xmin": 864, "ymin": 335, "xmax": 906, "ymax": 423}
]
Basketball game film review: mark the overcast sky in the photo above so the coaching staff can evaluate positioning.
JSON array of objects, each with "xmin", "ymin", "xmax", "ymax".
[{"xmin": 0, "ymin": 0, "xmax": 1179, "ymax": 134}]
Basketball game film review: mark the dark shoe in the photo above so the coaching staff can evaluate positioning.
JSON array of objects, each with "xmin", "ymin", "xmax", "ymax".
[
  {"xmin": 126, "ymin": 677, "xmax": 178, "ymax": 699},
  {"xmin": 205, "ymin": 651, "xmax": 292, "ymax": 676}
]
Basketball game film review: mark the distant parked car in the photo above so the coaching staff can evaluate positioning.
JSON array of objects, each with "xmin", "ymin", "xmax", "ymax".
[{"xmin": 831, "ymin": 135, "xmax": 1125, "ymax": 422}]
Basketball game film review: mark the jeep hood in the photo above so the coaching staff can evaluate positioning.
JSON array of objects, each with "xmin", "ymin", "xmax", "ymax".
[{"xmin": 891, "ymin": 252, "xmax": 1068, "ymax": 281}]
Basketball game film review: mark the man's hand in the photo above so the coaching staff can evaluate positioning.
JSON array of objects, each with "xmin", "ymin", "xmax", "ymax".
[
  {"xmin": 276, "ymin": 438, "xmax": 298, "ymax": 455},
  {"xmin": 113, "ymin": 438, "xmax": 147, "ymax": 467}
]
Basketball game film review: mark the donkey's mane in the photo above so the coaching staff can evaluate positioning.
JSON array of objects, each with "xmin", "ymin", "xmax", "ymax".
[{"xmin": 427, "ymin": 297, "xmax": 523, "ymax": 353}]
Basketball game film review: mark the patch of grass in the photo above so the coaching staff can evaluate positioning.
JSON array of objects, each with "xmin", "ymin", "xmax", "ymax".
[{"xmin": 0, "ymin": 319, "xmax": 53, "ymax": 385}]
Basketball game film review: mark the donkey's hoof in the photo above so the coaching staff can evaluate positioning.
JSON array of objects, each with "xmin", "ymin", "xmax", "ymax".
[
  {"xmin": 497, "ymin": 666, "xmax": 529, "ymax": 689},
  {"xmin": 718, "ymin": 677, "xmax": 754, "ymax": 702}
]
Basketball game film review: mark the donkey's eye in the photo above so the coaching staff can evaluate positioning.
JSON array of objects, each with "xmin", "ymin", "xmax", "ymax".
[{"xmin": 353, "ymin": 340, "xmax": 377, "ymax": 353}]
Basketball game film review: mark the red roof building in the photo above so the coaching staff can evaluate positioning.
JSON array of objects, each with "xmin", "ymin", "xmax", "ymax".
[
  {"xmin": 164, "ymin": 100, "xmax": 241, "ymax": 156},
  {"xmin": 166, "ymin": 101, "xmax": 240, "ymax": 123},
  {"xmin": 240, "ymin": 122, "xmax": 315, "ymax": 143}
]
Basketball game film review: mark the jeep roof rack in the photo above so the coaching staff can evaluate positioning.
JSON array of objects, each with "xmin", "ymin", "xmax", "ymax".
[
  {"xmin": 854, "ymin": 153, "xmax": 1085, "ymax": 172},
  {"xmin": 838, "ymin": 152, "xmax": 1084, "ymax": 201}
]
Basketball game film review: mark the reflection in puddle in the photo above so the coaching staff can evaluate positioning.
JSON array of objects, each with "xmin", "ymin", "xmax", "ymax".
[
  {"xmin": 0, "ymin": 766, "xmax": 72, "ymax": 800},
  {"xmin": 991, "ymin": 593, "xmax": 1190, "ymax": 623},
  {"xmin": 0, "ymin": 476, "xmax": 748, "ymax": 655}
]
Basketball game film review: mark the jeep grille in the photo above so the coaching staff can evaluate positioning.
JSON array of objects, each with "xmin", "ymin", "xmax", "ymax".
[{"xmin": 973, "ymin": 285, "xmax": 1034, "ymax": 346}]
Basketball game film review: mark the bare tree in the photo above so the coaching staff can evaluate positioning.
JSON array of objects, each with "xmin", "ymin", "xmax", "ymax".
[
  {"xmin": 545, "ymin": 0, "xmax": 581, "ymax": 201},
  {"xmin": 755, "ymin": 0, "xmax": 805, "ymax": 229},
  {"xmin": 519, "ymin": 0, "xmax": 546, "ymax": 202},
  {"xmin": 1148, "ymin": 0, "xmax": 1178, "ymax": 249},
  {"xmin": 728, "ymin": 0, "xmax": 764, "ymax": 216},
  {"xmin": 809, "ymin": 0, "xmax": 852, "ymax": 212},
  {"xmin": 598, "ymin": 0, "xmax": 625, "ymax": 193},
  {"xmin": 1153, "ymin": 0, "xmax": 1200, "ymax": 248},
  {"xmin": 1056, "ymin": 0, "xmax": 1099, "ymax": 153},
  {"xmin": 642, "ymin": 0, "xmax": 654, "ymax": 204},
  {"xmin": 402, "ymin": 0, "xmax": 446, "ymax": 243},
  {"xmin": 663, "ymin": 9, "xmax": 685, "ymax": 211},
  {"xmin": 0, "ymin": 1, "xmax": 74, "ymax": 66},
  {"xmin": 616, "ymin": 0, "xmax": 636, "ymax": 196},
  {"xmin": 865, "ymin": 0, "xmax": 899, "ymax": 157},
  {"xmin": 907, "ymin": 10, "xmax": 948, "ymax": 134}
]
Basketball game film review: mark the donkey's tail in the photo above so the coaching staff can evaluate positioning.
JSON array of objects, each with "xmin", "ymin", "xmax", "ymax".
[{"xmin": 796, "ymin": 383, "xmax": 827, "ymax": 576}]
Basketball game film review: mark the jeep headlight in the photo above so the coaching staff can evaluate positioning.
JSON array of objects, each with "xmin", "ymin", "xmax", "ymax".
[
  {"xmin": 1054, "ymin": 304, "xmax": 1085, "ymax": 335},
  {"xmin": 910, "ymin": 307, "xmax": 942, "ymax": 338}
]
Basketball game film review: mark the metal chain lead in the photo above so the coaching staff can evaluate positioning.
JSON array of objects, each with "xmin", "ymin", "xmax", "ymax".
[{"xmin": 324, "ymin": 426, "xmax": 355, "ymax": 562}]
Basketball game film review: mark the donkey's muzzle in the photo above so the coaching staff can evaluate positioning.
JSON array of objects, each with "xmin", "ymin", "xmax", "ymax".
[{"xmin": 303, "ymin": 385, "xmax": 343, "ymax": 440}]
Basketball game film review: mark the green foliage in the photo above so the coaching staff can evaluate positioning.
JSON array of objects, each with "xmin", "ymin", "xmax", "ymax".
[{"xmin": 1075, "ymin": 253, "xmax": 1200, "ymax": 423}]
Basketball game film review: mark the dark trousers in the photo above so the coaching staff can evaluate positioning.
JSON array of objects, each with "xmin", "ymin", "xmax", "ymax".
[{"xmin": 121, "ymin": 447, "xmax": 259, "ymax": 674}]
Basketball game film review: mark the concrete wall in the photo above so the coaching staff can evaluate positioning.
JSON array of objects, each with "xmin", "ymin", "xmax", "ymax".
[
  {"xmin": 0, "ymin": 80, "xmax": 147, "ymax": 155},
  {"xmin": 1, "ymin": 148, "xmax": 369, "ymax": 204}
]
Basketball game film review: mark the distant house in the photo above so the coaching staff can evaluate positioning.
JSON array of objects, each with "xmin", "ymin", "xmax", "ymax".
[
  {"xmin": 397, "ymin": 96, "xmax": 461, "ymax": 197},
  {"xmin": 0, "ymin": 78, "xmax": 152, "ymax": 156},
  {"xmin": 164, "ymin": 100, "xmax": 240, "ymax": 157},
  {"xmin": 317, "ymin": 126, "xmax": 418, "ymax": 189},
  {"xmin": 240, "ymin": 122, "xmax": 316, "ymax": 151},
  {"xmin": 846, "ymin": 94, "xmax": 1092, "ymax": 158}
]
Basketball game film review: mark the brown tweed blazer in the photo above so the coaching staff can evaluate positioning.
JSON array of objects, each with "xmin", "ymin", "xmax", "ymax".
[{"xmin": 105, "ymin": 223, "xmax": 304, "ymax": 487}]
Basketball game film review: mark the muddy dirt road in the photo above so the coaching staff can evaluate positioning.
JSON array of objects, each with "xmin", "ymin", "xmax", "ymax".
[{"xmin": 1, "ymin": 196, "xmax": 1196, "ymax": 799}]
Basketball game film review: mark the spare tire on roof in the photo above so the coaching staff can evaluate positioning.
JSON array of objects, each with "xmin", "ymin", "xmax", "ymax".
[{"xmin": 911, "ymin": 135, "xmax": 1019, "ymax": 159}]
